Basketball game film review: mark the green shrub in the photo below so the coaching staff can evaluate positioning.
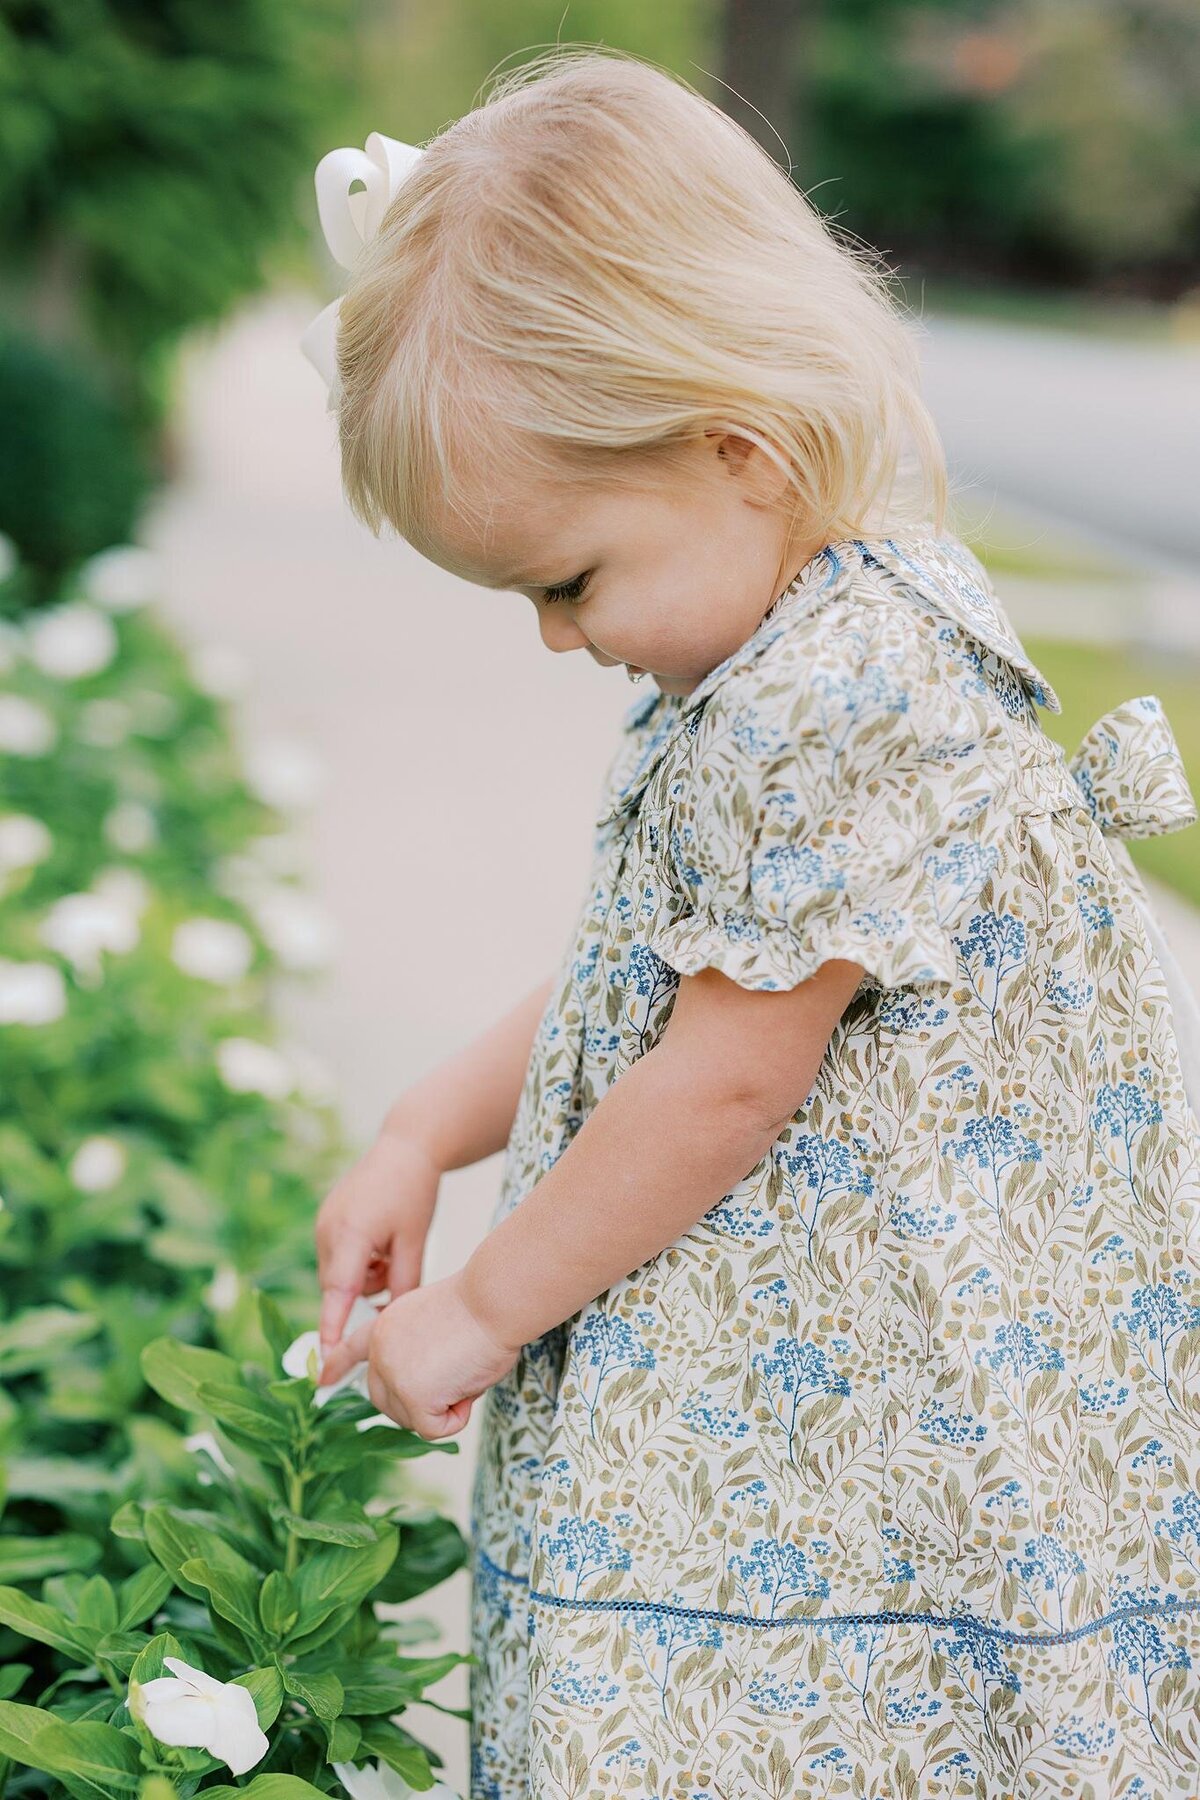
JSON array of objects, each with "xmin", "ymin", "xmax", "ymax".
[
  {"xmin": 0, "ymin": 1290, "xmax": 468, "ymax": 1796},
  {"xmin": 0, "ymin": 334, "xmax": 151, "ymax": 604}
]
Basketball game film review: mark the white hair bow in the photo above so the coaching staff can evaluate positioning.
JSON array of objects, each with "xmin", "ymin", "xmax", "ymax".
[{"xmin": 299, "ymin": 131, "xmax": 425, "ymax": 412}]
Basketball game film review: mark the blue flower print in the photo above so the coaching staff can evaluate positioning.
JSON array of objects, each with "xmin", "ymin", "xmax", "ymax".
[
  {"xmin": 1155, "ymin": 1491, "xmax": 1200, "ymax": 1579},
  {"xmin": 1113, "ymin": 1278, "xmax": 1200, "ymax": 1411},
  {"xmin": 1006, "ymin": 1532, "xmax": 1086, "ymax": 1632},
  {"xmin": 1106, "ymin": 1585, "xmax": 1191, "ymax": 1741},
  {"xmin": 628, "ymin": 1610, "xmax": 722, "ymax": 1717},
  {"xmin": 729, "ymin": 1535, "xmax": 831, "ymax": 1617},
  {"xmin": 1091, "ymin": 1076, "xmax": 1164, "ymax": 1189},
  {"xmin": 773, "ymin": 1131, "xmax": 873, "ymax": 1263},
  {"xmin": 975, "ymin": 1320, "xmax": 1064, "ymax": 1422},
  {"xmin": 944, "ymin": 1113, "xmax": 1042, "ymax": 1229},
  {"xmin": 542, "ymin": 1515, "xmax": 631, "ymax": 1600},
  {"xmin": 752, "ymin": 1335, "xmax": 851, "ymax": 1465},
  {"xmin": 569, "ymin": 1310, "xmax": 655, "ymax": 1436},
  {"xmin": 952, "ymin": 910, "xmax": 1027, "ymax": 1032}
]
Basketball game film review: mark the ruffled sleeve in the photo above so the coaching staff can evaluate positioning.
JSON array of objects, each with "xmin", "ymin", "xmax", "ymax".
[{"xmin": 645, "ymin": 588, "xmax": 1028, "ymax": 995}]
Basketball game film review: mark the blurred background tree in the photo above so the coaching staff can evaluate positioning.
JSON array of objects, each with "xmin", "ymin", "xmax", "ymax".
[{"xmin": 0, "ymin": 0, "xmax": 358, "ymax": 486}]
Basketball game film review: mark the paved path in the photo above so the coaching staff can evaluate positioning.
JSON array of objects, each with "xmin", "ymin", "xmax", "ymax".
[{"xmin": 143, "ymin": 289, "xmax": 1200, "ymax": 1791}]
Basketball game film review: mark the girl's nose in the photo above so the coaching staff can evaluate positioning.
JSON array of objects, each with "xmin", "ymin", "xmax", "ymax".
[{"xmin": 537, "ymin": 610, "xmax": 590, "ymax": 654}]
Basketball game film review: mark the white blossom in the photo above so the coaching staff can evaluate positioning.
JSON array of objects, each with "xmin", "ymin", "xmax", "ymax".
[
  {"xmin": 183, "ymin": 1429, "xmax": 237, "ymax": 1483},
  {"xmin": 283, "ymin": 1294, "xmax": 385, "ymax": 1408},
  {"xmin": 69, "ymin": 1135, "xmax": 127, "ymax": 1192},
  {"xmin": 26, "ymin": 602, "xmax": 118, "ymax": 680},
  {"xmin": 0, "ymin": 814, "xmax": 53, "ymax": 870},
  {"xmin": 333, "ymin": 1759, "xmax": 460, "ymax": 1800},
  {"xmin": 244, "ymin": 738, "xmax": 325, "ymax": 812},
  {"xmin": 215, "ymin": 1036, "xmax": 294, "ymax": 1100},
  {"xmin": 189, "ymin": 642, "xmax": 250, "ymax": 699},
  {"xmin": 0, "ymin": 958, "xmax": 67, "ymax": 1025},
  {"xmin": 79, "ymin": 545, "xmax": 159, "ymax": 613},
  {"xmin": 203, "ymin": 1262, "xmax": 240, "ymax": 1312},
  {"xmin": 127, "ymin": 1655, "xmax": 268, "ymax": 1776},
  {"xmin": 171, "ymin": 917, "xmax": 255, "ymax": 985},
  {"xmin": 0, "ymin": 696, "xmax": 56, "ymax": 756},
  {"xmin": 39, "ymin": 890, "xmax": 140, "ymax": 980},
  {"xmin": 91, "ymin": 866, "xmax": 152, "ymax": 915},
  {"xmin": 103, "ymin": 801, "xmax": 157, "ymax": 853},
  {"xmin": 249, "ymin": 887, "xmax": 336, "ymax": 971},
  {"xmin": 76, "ymin": 698, "xmax": 133, "ymax": 748},
  {"xmin": 0, "ymin": 531, "xmax": 16, "ymax": 584}
]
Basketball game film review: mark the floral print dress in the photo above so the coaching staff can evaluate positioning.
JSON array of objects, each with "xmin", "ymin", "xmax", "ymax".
[{"xmin": 466, "ymin": 529, "xmax": 1200, "ymax": 1800}]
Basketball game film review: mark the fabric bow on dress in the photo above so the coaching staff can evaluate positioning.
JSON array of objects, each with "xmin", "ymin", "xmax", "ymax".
[
  {"xmin": 1069, "ymin": 694, "xmax": 1200, "ymax": 1113},
  {"xmin": 1068, "ymin": 695, "xmax": 1197, "ymax": 841},
  {"xmin": 299, "ymin": 131, "xmax": 425, "ymax": 411}
]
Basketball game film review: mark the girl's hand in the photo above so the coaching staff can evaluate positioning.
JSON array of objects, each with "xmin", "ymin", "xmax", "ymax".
[
  {"xmin": 315, "ymin": 1272, "xmax": 519, "ymax": 1439},
  {"xmin": 314, "ymin": 1129, "xmax": 441, "ymax": 1355}
]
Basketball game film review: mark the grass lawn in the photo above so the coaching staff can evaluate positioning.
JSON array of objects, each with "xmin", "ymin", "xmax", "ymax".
[{"xmin": 1023, "ymin": 636, "xmax": 1200, "ymax": 907}]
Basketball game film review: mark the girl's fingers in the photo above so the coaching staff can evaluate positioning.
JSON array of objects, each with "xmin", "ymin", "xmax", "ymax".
[
  {"xmin": 318, "ymin": 1282, "xmax": 359, "ymax": 1351},
  {"xmin": 315, "ymin": 1317, "xmax": 375, "ymax": 1386}
]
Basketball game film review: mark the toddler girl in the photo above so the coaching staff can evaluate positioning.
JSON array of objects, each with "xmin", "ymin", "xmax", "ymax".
[{"xmin": 307, "ymin": 48, "xmax": 1200, "ymax": 1800}]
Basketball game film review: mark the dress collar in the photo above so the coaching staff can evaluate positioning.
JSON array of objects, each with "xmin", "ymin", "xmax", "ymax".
[{"xmin": 595, "ymin": 529, "xmax": 1059, "ymax": 827}]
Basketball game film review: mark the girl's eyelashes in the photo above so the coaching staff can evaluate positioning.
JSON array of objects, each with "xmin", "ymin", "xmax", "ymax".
[{"xmin": 541, "ymin": 571, "xmax": 592, "ymax": 605}]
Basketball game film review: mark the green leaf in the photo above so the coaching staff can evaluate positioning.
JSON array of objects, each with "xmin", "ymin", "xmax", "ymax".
[
  {"xmin": 179, "ymin": 1558, "xmax": 262, "ymax": 1646},
  {"xmin": 0, "ymin": 1533, "xmax": 102, "ymax": 1584},
  {"xmin": 356, "ymin": 1717, "xmax": 437, "ymax": 1789},
  {"xmin": 336, "ymin": 1652, "xmax": 462, "ymax": 1715},
  {"xmin": 193, "ymin": 1380, "xmax": 293, "ymax": 1444},
  {"xmin": 110, "ymin": 1501, "xmax": 148, "ymax": 1542},
  {"xmin": 127, "ymin": 1631, "xmax": 187, "ymax": 1690},
  {"xmin": 278, "ymin": 1664, "xmax": 343, "ymax": 1720},
  {"xmin": 117, "ymin": 1565, "xmax": 174, "ymax": 1632},
  {"xmin": 0, "ymin": 1699, "xmax": 55, "ymax": 1762},
  {"xmin": 258, "ymin": 1569, "xmax": 299, "ymax": 1640},
  {"xmin": 204, "ymin": 1778, "xmax": 330, "ymax": 1799},
  {"xmin": 138, "ymin": 1778, "xmax": 180, "ymax": 1799},
  {"xmin": 267, "ymin": 1501, "xmax": 377, "ymax": 1547},
  {"xmin": 139, "ymin": 1338, "xmax": 242, "ymax": 1414},
  {"xmin": 0, "ymin": 1663, "xmax": 32, "ymax": 1700},
  {"xmin": 0, "ymin": 1585, "xmax": 91, "ymax": 1659},
  {"xmin": 232, "ymin": 1664, "xmax": 285, "ymax": 1731},
  {"xmin": 376, "ymin": 1514, "xmax": 469, "ymax": 1603},
  {"xmin": 75, "ymin": 1576, "xmax": 119, "ymax": 1636},
  {"xmin": 312, "ymin": 1421, "xmax": 456, "ymax": 1475},
  {"xmin": 255, "ymin": 1290, "xmax": 296, "ymax": 1366},
  {"xmin": 290, "ymin": 1528, "xmax": 399, "ymax": 1640},
  {"xmin": 11, "ymin": 1715, "xmax": 144, "ymax": 1794},
  {"xmin": 0, "ymin": 1305, "xmax": 101, "ymax": 1376},
  {"xmin": 323, "ymin": 1714, "xmax": 361, "ymax": 1762}
]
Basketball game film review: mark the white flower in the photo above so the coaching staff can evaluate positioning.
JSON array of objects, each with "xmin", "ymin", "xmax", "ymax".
[
  {"xmin": 189, "ymin": 643, "xmax": 250, "ymax": 699},
  {"xmin": 77, "ymin": 698, "xmax": 133, "ymax": 747},
  {"xmin": 127, "ymin": 1655, "xmax": 268, "ymax": 1776},
  {"xmin": 91, "ymin": 866, "xmax": 152, "ymax": 915},
  {"xmin": 282, "ymin": 1294, "xmax": 385, "ymax": 1408},
  {"xmin": 0, "ymin": 814, "xmax": 53, "ymax": 870},
  {"xmin": 215, "ymin": 1037, "xmax": 294, "ymax": 1100},
  {"xmin": 0, "ymin": 532, "xmax": 16, "ymax": 583},
  {"xmin": 79, "ymin": 545, "xmax": 159, "ymax": 613},
  {"xmin": 245, "ymin": 739, "xmax": 325, "ymax": 812},
  {"xmin": 333, "ymin": 1759, "xmax": 460, "ymax": 1800},
  {"xmin": 183, "ymin": 1430, "xmax": 236, "ymax": 1482},
  {"xmin": 103, "ymin": 801, "xmax": 157, "ymax": 854},
  {"xmin": 0, "ymin": 696, "xmax": 56, "ymax": 756},
  {"xmin": 0, "ymin": 958, "xmax": 67, "ymax": 1025},
  {"xmin": 249, "ymin": 887, "xmax": 336, "ymax": 971},
  {"xmin": 203, "ymin": 1262, "xmax": 240, "ymax": 1312},
  {"xmin": 39, "ymin": 891, "xmax": 140, "ymax": 981},
  {"xmin": 0, "ymin": 621, "xmax": 20, "ymax": 676},
  {"xmin": 171, "ymin": 917, "xmax": 255, "ymax": 985},
  {"xmin": 69, "ymin": 1135, "xmax": 127, "ymax": 1192},
  {"xmin": 25, "ymin": 602, "xmax": 118, "ymax": 680}
]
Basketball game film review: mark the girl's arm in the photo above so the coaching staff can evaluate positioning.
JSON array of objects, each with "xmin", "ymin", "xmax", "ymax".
[
  {"xmin": 458, "ymin": 958, "xmax": 864, "ymax": 1351},
  {"xmin": 315, "ymin": 970, "xmax": 554, "ymax": 1347}
]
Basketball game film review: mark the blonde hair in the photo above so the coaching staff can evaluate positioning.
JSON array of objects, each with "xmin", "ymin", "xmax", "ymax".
[{"xmin": 335, "ymin": 45, "xmax": 948, "ymax": 562}]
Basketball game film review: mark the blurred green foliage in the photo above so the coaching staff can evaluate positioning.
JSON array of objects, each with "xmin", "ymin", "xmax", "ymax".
[
  {"xmin": 0, "ymin": 330, "xmax": 152, "ymax": 600},
  {"xmin": 0, "ymin": 0, "xmax": 358, "ymax": 461}
]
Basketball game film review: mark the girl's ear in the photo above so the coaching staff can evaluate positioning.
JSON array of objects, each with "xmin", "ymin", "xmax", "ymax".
[{"xmin": 708, "ymin": 430, "xmax": 790, "ymax": 506}]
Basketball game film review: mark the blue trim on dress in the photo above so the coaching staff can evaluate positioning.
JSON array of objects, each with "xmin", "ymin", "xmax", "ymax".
[{"xmin": 475, "ymin": 1544, "xmax": 1200, "ymax": 1648}]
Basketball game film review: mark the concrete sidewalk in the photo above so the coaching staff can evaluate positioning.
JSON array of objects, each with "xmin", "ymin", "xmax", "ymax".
[{"xmin": 144, "ymin": 288, "xmax": 1200, "ymax": 1794}]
